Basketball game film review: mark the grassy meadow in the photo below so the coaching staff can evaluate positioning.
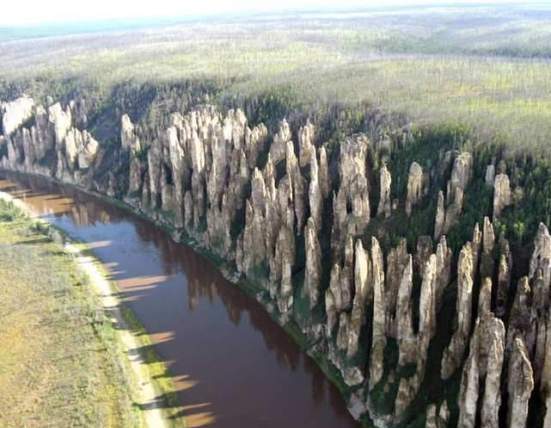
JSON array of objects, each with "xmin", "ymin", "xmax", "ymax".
[{"xmin": 0, "ymin": 200, "xmax": 139, "ymax": 427}]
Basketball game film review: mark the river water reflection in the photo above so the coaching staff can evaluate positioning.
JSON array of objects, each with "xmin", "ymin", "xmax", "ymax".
[{"xmin": 0, "ymin": 172, "xmax": 359, "ymax": 428}]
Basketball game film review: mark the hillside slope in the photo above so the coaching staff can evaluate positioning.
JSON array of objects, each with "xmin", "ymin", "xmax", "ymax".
[{"xmin": 0, "ymin": 88, "xmax": 549, "ymax": 428}]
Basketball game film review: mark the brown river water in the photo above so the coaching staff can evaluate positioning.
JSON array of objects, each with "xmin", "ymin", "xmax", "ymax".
[{"xmin": 0, "ymin": 172, "xmax": 359, "ymax": 428}]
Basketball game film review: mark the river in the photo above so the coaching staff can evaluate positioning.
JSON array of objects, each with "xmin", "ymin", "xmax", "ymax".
[{"xmin": 0, "ymin": 172, "xmax": 359, "ymax": 428}]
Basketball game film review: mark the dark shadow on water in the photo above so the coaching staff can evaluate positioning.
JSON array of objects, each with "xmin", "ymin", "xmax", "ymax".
[{"xmin": 0, "ymin": 171, "xmax": 360, "ymax": 428}]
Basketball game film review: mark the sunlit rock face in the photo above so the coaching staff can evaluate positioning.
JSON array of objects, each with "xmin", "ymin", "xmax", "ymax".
[
  {"xmin": 1, "ymin": 98, "xmax": 104, "ymax": 188},
  {"xmin": 304, "ymin": 216, "xmax": 322, "ymax": 309},
  {"xmin": 457, "ymin": 314, "xmax": 505, "ymax": 428},
  {"xmin": 441, "ymin": 242, "xmax": 474, "ymax": 380},
  {"xmin": 1, "ymin": 96, "xmax": 35, "ymax": 137},
  {"xmin": 2, "ymin": 96, "xmax": 549, "ymax": 428},
  {"xmin": 434, "ymin": 151, "xmax": 473, "ymax": 239},
  {"xmin": 493, "ymin": 173, "xmax": 512, "ymax": 219},
  {"xmin": 377, "ymin": 164, "xmax": 392, "ymax": 218},
  {"xmin": 508, "ymin": 337, "xmax": 535, "ymax": 428},
  {"xmin": 405, "ymin": 161, "xmax": 424, "ymax": 217}
]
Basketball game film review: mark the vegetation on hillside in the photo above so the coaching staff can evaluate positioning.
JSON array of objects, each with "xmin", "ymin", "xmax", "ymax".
[{"xmin": 1, "ymin": 3, "xmax": 551, "ymax": 153}]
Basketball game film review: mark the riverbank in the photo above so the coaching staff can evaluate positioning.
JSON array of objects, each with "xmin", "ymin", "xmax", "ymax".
[
  {"xmin": 0, "ymin": 168, "xmax": 366, "ymax": 427},
  {"xmin": 0, "ymin": 192, "xmax": 183, "ymax": 427}
]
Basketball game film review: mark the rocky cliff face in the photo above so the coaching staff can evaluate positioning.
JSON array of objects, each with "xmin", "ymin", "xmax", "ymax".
[
  {"xmin": 1, "ymin": 99, "xmax": 101, "ymax": 187},
  {"xmin": 1, "ymin": 95, "xmax": 549, "ymax": 428},
  {"xmin": 1, "ymin": 96, "xmax": 35, "ymax": 137}
]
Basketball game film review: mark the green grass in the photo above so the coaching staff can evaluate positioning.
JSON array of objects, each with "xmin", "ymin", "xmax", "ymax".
[
  {"xmin": 0, "ymin": 199, "xmax": 140, "ymax": 427},
  {"xmin": 118, "ymin": 305, "xmax": 187, "ymax": 427},
  {"xmin": 0, "ymin": 198, "xmax": 188, "ymax": 427}
]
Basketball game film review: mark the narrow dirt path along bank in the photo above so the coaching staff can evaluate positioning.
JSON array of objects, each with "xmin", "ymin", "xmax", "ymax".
[
  {"xmin": 0, "ymin": 173, "xmax": 360, "ymax": 428},
  {"xmin": 0, "ymin": 194, "xmax": 171, "ymax": 427}
]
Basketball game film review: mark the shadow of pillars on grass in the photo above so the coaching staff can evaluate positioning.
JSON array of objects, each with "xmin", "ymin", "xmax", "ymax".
[
  {"xmin": 136, "ymin": 394, "xmax": 216, "ymax": 427},
  {"xmin": 94, "ymin": 267, "xmax": 217, "ymax": 426},
  {"xmin": 129, "ymin": 347, "xmax": 217, "ymax": 427},
  {"xmin": 0, "ymin": 172, "xmax": 361, "ymax": 428}
]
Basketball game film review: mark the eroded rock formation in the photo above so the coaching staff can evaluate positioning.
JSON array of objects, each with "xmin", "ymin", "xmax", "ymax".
[
  {"xmin": 457, "ymin": 314, "xmax": 505, "ymax": 428},
  {"xmin": 493, "ymin": 173, "xmax": 512, "ymax": 219},
  {"xmin": 2, "ymin": 95, "xmax": 549, "ymax": 428},
  {"xmin": 405, "ymin": 161, "xmax": 424, "ymax": 216},
  {"xmin": 1, "ymin": 96, "xmax": 35, "ymax": 137},
  {"xmin": 377, "ymin": 164, "xmax": 392, "ymax": 218},
  {"xmin": 441, "ymin": 242, "xmax": 474, "ymax": 379}
]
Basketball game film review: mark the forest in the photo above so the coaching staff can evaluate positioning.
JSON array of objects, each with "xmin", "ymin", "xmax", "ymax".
[{"xmin": 1, "ymin": 2, "xmax": 551, "ymax": 428}]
